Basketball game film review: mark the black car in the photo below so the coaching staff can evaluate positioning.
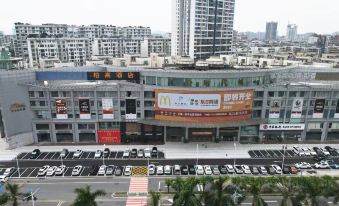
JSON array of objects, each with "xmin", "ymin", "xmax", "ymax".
[
  {"xmin": 325, "ymin": 146, "xmax": 338, "ymax": 156},
  {"xmin": 131, "ymin": 149, "xmax": 137, "ymax": 158},
  {"xmin": 115, "ymin": 166, "xmax": 123, "ymax": 176},
  {"xmin": 219, "ymin": 165, "xmax": 228, "ymax": 174},
  {"xmin": 282, "ymin": 166, "xmax": 290, "ymax": 174},
  {"xmin": 151, "ymin": 147, "xmax": 158, "ymax": 157},
  {"xmin": 89, "ymin": 165, "xmax": 99, "ymax": 175},
  {"xmin": 313, "ymin": 147, "xmax": 325, "ymax": 156},
  {"xmin": 103, "ymin": 148, "xmax": 110, "ymax": 158},
  {"xmin": 30, "ymin": 149, "xmax": 41, "ymax": 159},
  {"xmin": 250, "ymin": 166, "xmax": 259, "ymax": 175},
  {"xmin": 188, "ymin": 165, "xmax": 196, "ymax": 175},
  {"xmin": 181, "ymin": 165, "xmax": 188, "ymax": 175}
]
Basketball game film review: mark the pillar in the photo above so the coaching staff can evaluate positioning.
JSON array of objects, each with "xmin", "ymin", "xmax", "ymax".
[{"xmin": 164, "ymin": 126, "xmax": 167, "ymax": 144}]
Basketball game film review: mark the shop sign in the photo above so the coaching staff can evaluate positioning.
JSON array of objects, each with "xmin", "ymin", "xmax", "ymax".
[
  {"xmin": 260, "ymin": 124, "xmax": 305, "ymax": 131},
  {"xmin": 10, "ymin": 102, "xmax": 26, "ymax": 112}
]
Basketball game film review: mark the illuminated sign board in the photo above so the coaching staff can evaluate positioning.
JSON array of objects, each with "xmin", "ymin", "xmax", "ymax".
[{"xmin": 87, "ymin": 72, "xmax": 139, "ymax": 81}]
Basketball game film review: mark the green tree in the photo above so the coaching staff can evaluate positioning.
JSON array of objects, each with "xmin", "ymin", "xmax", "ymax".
[
  {"xmin": 295, "ymin": 176, "xmax": 328, "ymax": 206},
  {"xmin": 72, "ymin": 185, "xmax": 106, "ymax": 206},
  {"xmin": 198, "ymin": 176, "xmax": 213, "ymax": 192},
  {"xmin": 5, "ymin": 183, "xmax": 23, "ymax": 206},
  {"xmin": 173, "ymin": 177, "xmax": 201, "ymax": 206},
  {"xmin": 202, "ymin": 176, "xmax": 235, "ymax": 206},
  {"xmin": 0, "ymin": 193, "xmax": 9, "ymax": 206},
  {"xmin": 273, "ymin": 176, "xmax": 301, "ymax": 206},
  {"xmin": 165, "ymin": 178, "xmax": 173, "ymax": 193},
  {"xmin": 149, "ymin": 190, "xmax": 161, "ymax": 206},
  {"xmin": 233, "ymin": 176, "xmax": 268, "ymax": 206}
]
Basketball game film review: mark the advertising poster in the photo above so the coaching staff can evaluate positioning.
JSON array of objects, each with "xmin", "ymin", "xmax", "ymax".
[
  {"xmin": 155, "ymin": 89, "xmax": 254, "ymax": 122},
  {"xmin": 291, "ymin": 98, "xmax": 303, "ymax": 118},
  {"xmin": 102, "ymin": 98, "xmax": 114, "ymax": 119},
  {"xmin": 56, "ymin": 99, "xmax": 67, "ymax": 119},
  {"xmin": 313, "ymin": 98, "xmax": 325, "ymax": 118},
  {"xmin": 269, "ymin": 99, "xmax": 281, "ymax": 119},
  {"xmin": 334, "ymin": 99, "xmax": 339, "ymax": 118},
  {"xmin": 97, "ymin": 130, "xmax": 121, "ymax": 144},
  {"xmin": 79, "ymin": 99, "xmax": 91, "ymax": 119}
]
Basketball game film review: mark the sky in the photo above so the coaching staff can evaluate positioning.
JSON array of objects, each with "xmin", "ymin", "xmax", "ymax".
[{"xmin": 0, "ymin": 0, "xmax": 338, "ymax": 35}]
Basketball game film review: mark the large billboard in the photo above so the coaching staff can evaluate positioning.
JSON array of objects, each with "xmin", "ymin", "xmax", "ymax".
[
  {"xmin": 269, "ymin": 99, "xmax": 281, "ymax": 119},
  {"xmin": 313, "ymin": 98, "xmax": 325, "ymax": 118},
  {"xmin": 291, "ymin": 98, "xmax": 303, "ymax": 118},
  {"xmin": 97, "ymin": 130, "xmax": 121, "ymax": 144},
  {"xmin": 56, "ymin": 99, "xmax": 67, "ymax": 119},
  {"xmin": 155, "ymin": 89, "xmax": 254, "ymax": 122},
  {"xmin": 87, "ymin": 72, "xmax": 139, "ymax": 81},
  {"xmin": 79, "ymin": 99, "xmax": 91, "ymax": 119},
  {"xmin": 102, "ymin": 98, "xmax": 114, "ymax": 119}
]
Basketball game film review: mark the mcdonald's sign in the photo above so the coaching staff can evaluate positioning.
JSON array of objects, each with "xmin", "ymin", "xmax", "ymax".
[{"xmin": 159, "ymin": 96, "xmax": 171, "ymax": 107}]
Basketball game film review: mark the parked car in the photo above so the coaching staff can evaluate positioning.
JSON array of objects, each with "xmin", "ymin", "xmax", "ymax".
[
  {"xmin": 251, "ymin": 166, "xmax": 259, "ymax": 175},
  {"xmin": 156, "ymin": 165, "xmax": 164, "ymax": 175},
  {"xmin": 288, "ymin": 166, "xmax": 298, "ymax": 174},
  {"xmin": 144, "ymin": 148, "xmax": 151, "ymax": 158},
  {"xmin": 234, "ymin": 165, "xmax": 243, "ymax": 174},
  {"xmin": 3, "ymin": 167, "xmax": 16, "ymax": 177},
  {"xmin": 226, "ymin": 165, "xmax": 235, "ymax": 173},
  {"xmin": 72, "ymin": 165, "xmax": 83, "ymax": 176},
  {"xmin": 55, "ymin": 165, "xmax": 66, "ymax": 176},
  {"xmin": 37, "ymin": 165, "xmax": 50, "ymax": 176},
  {"xmin": 188, "ymin": 165, "xmax": 196, "ymax": 175},
  {"xmin": 204, "ymin": 165, "xmax": 212, "ymax": 175},
  {"xmin": 258, "ymin": 166, "xmax": 268, "ymax": 175},
  {"xmin": 302, "ymin": 148, "xmax": 311, "ymax": 156},
  {"xmin": 219, "ymin": 165, "xmax": 228, "ymax": 174},
  {"xmin": 320, "ymin": 148, "xmax": 330, "ymax": 156},
  {"xmin": 271, "ymin": 165, "xmax": 282, "ymax": 174},
  {"xmin": 151, "ymin": 147, "xmax": 158, "ymax": 157},
  {"xmin": 46, "ymin": 166, "xmax": 58, "ymax": 176},
  {"xmin": 314, "ymin": 154, "xmax": 326, "ymax": 162},
  {"xmin": 103, "ymin": 148, "xmax": 110, "ymax": 158},
  {"xmin": 115, "ymin": 166, "xmax": 123, "ymax": 176},
  {"xmin": 195, "ymin": 165, "xmax": 204, "ymax": 175},
  {"xmin": 89, "ymin": 165, "xmax": 99, "ymax": 175},
  {"xmin": 267, "ymin": 166, "xmax": 276, "ymax": 175},
  {"xmin": 148, "ymin": 164, "xmax": 156, "ymax": 175},
  {"xmin": 106, "ymin": 165, "xmax": 115, "ymax": 175},
  {"xmin": 307, "ymin": 147, "xmax": 317, "ymax": 156},
  {"xmin": 98, "ymin": 165, "xmax": 107, "ymax": 175},
  {"xmin": 0, "ymin": 175, "xmax": 8, "ymax": 183},
  {"xmin": 211, "ymin": 166, "xmax": 220, "ymax": 175},
  {"xmin": 73, "ymin": 150, "xmax": 83, "ymax": 158},
  {"xmin": 137, "ymin": 149, "xmax": 144, "ymax": 158},
  {"xmin": 173, "ymin": 165, "xmax": 181, "ymax": 175},
  {"xmin": 130, "ymin": 149, "xmax": 137, "ymax": 158},
  {"xmin": 241, "ymin": 165, "xmax": 251, "ymax": 174},
  {"xmin": 30, "ymin": 149, "xmax": 41, "ymax": 159},
  {"xmin": 282, "ymin": 166, "xmax": 290, "ymax": 174},
  {"xmin": 94, "ymin": 150, "xmax": 102, "ymax": 158},
  {"xmin": 325, "ymin": 146, "xmax": 339, "ymax": 156},
  {"xmin": 326, "ymin": 160, "xmax": 339, "ymax": 169},
  {"xmin": 123, "ymin": 150, "xmax": 130, "ymax": 158},
  {"xmin": 313, "ymin": 147, "xmax": 324, "ymax": 156},
  {"xmin": 60, "ymin": 149, "xmax": 69, "ymax": 158},
  {"xmin": 181, "ymin": 165, "xmax": 188, "ymax": 175},
  {"xmin": 295, "ymin": 162, "xmax": 312, "ymax": 169},
  {"xmin": 124, "ymin": 166, "xmax": 132, "ymax": 176},
  {"xmin": 314, "ymin": 161, "xmax": 330, "ymax": 169},
  {"xmin": 293, "ymin": 146, "xmax": 304, "ymax": 156},
  {"xmin": 164, "ymin": 165, "xmax": 172, "ymax": 175}
]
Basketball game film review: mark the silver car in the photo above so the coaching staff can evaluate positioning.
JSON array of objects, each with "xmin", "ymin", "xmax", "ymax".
[{"xmin": 72, "ymin": 165, "xmax": 83, "ymax": 176}]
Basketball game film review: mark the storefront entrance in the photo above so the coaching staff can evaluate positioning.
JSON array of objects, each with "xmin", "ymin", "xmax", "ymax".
[
  {"xmin": 189, "ymin": 128, "xmax": 215, "ymax": 142},
  {"xmin": 166, "ymin": 127, "xmax": 185, "ymax": 142},
  {"xmin": 37, "ymin": 133, "xmax": 51, "ymax": 142},
  {"xmin": 79, "ymin": 133, "xmax": 96, "ymax": 142},
  {"xmin": 219, "ymin": 127, "xmax": 238, "ymax": 141},
  {"xmin": 56, "ymin": 133, "xmax": 74, "ymax": 143}
]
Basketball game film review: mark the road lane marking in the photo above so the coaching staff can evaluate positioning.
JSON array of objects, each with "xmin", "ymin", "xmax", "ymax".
[
  {"xmin": 21, "ymin": 153, "xmax": 29, "ymax": 159},
  {"xmin": 50, "ymin": 152, "xmax": 57, "ymax": 159},
  {"xmin": 35, "ymin": 152, "xmax": 43, "ymax": 159},
  {"xmin": 27, "ymin": 168, "xmax": 37, "ymax": 177},
  {"xmin": 86, "ymin": 152, "xmax": 90, "ymax": 159},
  {"xmin": 57, "ymin": 201, "xmax": 64, "ymax": 206},
  {"xmin": 42, "ymin": 152, "xmax": 50, "ymax": 159}
]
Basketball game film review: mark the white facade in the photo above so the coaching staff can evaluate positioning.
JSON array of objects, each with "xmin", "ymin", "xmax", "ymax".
[
  {"xmin": 141, "ymin": 37, "xmax": 171, "ymax": 57},
  {"xmin": 172, "ymin": 0, "xmax": 235, "ymax": 60},
  {"xmin": 119, "ymin": 26, "xmax": 151, "ymax": 38},
  {"xmin": 92, "ymin": 38, "xmax": 141, "ymax": 57},
  {"xmin": 286, "ymin": 24, "xmax": 298, "ymax": 42}
]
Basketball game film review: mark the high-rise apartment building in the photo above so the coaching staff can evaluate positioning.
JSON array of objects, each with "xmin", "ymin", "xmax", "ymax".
[
  {"xmin": 286, "ymin": 24, "xmax": 298, "ymax": 42},
  {"xmin": 171, "ymin": 0, "xmax": 235, "ymax": 60},
  {"xmin": 265, "ymin": 21, "xmax": 278, "ymax": 41}
]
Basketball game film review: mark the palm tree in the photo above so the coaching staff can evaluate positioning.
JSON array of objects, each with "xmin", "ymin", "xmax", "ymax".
[
  {"xmin": 202, "ymin": 176, "xmax": 235, "ymax": 206},
  {"xmin": 165, "ymin": 178, "xmax": 173, "ymax": 193},
  {"xmin": 5, "ymin": 183, "xmax": 22, "ymax": 206},
  {"xmin": 72, "ymin": 185, "xmax": 106, "ymax": 206},
  {"xmin": 233, "ymin": 176, "xmax": 267, "ymax": 206},
  {"xmin": 149, "ymin": 190, "xmax": 161, "ymax": 206},
  {"xmin": 198, "ymin": 176, "xmax": 213, "ymax": 192},
  {"xmin": 0, "ymin": 193, "xmax": 9, "ymax": 206},
  {"xmin": 273, "ymin": 176, "xmax": 300, "ymax": 206},
  {"xmin": 171, "ymin": 177, "xmax": 185, "ymax": 193},
  {"xmin": 295, "ymin": 176, "xmax": 328, "ymax": 206},
  {"xmin": 173, "ymin": 177, "xmax": 201, "ymax": 206}
]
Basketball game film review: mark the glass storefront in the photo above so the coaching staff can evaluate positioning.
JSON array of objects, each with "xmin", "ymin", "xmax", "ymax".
[{"xmin": 305, "ymin": 131, "xmax": 322, "ymax": 142}]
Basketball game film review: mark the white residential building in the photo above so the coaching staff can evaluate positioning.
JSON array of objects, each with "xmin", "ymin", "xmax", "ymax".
[
  {"xmin": 92, "ymin": 38, "xmax": 141, "ymax": 57},
  {"xmin": 119, "ymin": 26, "xmax": 151, "ymax": 38},
  {"xmin": 171, "ymin": 0, "xmax": 235, "ymax": 60},
  {"xmin": 286, "ymin": 24, "xmax": 298, "ymax": 42},
  {"xmin": 141, "ymin": 36, "xmax": 171, "ymax": 57}
]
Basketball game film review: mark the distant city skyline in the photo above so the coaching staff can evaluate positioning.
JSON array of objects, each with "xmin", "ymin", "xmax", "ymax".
[{"xmin": 0, "ymin": 0, "xmax": 338, "ymax": 35}]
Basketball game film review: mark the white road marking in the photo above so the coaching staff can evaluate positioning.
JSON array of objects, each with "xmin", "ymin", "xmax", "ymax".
[
  {"xmin": 158, "ymin": 181, "xmax": 161, "ymax": 192},
  {"xmin": 23, "ymin": 181, "xmax": 130, "ymax": 185},
  {"xmin": 21, "ymin": 153, "xmax": 29, "ymax": 159},
  {"xmin": 85, "ymin": 152, "xmax": 91, "ymax": 159},
  {"xmin": 42, "ymin": 152, "xmax": 50, "ymax": 159},
  {"xmin": 27, "ymin": 168, "xmax": 37, "ymax": 177},
  {"xmin": 50, "ymin": 152, "xmax": 57, "ymax": 159},
  {"xmin": 57, "ymin": 201, "xmax": 64, "ymax": 206},
  {"xmin": 35, "ymin": 152, "xmax": 43, "ymax": 159}
]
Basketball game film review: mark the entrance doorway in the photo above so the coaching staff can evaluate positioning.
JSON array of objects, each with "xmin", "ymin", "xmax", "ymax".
[
  {"xmin": 37, "ymin": 133, "xmax": 51, "ymax": 142},
  {"xmin": 219, "ymin": 127, "xmax": 238, "ymax": 141}
]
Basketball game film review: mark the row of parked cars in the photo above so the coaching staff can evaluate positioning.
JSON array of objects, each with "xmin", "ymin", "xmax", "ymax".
[{"xmin": 293, "ymin": 146, "xmax": 339, "ymax": 157}]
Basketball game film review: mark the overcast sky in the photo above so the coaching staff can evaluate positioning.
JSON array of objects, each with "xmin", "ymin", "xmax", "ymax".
[{"xmin": 0, "ymin": 0, "xmax": 338, "ymax": 35}]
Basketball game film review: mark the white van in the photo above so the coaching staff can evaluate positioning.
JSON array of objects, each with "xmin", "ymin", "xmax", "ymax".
[{"xmin": 173, "ymin": 165, "xmax": 181, "ymax": 175}]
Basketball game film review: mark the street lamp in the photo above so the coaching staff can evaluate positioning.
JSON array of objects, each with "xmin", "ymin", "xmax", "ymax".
[
  {"xmin": 196, "ymin": 144, "xmax": 199, "ymax": 177},
  {"xmin": 233, "ymin": 142, "xmax": 237, "ymax": 174},
  {"xmin": 102, "ymin": 144, "xmax": 105, "ymax": 166},
  {"xmin": 14, "ymin": 142, "xmax": 21, "ymax": 178},
  {"xmin": 147, "ymin": 144, "xmax": 150, "ymax": 177},
  {"xmin": 281, "ymin": 145, "xmax": 287, "ymax": 174}
]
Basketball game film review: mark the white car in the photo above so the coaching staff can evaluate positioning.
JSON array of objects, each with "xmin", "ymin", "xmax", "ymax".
[
  {"xmin": 123, "ymin": 150, "xmax": 130, "ymax": 158},
  {"xmin": 225, "ymin": 165, "xmax": 235, "ymax": 173},
  {"xmin": 148, "ymin": 164, "xmax": 155, "ymax": 175},
  {"xmin": 314, "ymin": 162, "xmax": 330, "ymax": 169},
  {"xmin": 259, "ymin": 166, "xmax": 268, "ymax": 175},
  {"xmin": 0, "ymin": 175, "xmax": 8, "ymax": 183},
  {"xmin": 156, "ymin": 165, "xmax": 164, "ymax": 175},
  {"xmin": 164, "ymin": 165, "xmax": 172, "ymax": 175},
  {"xmin": 302, "ymin": 148, "xmax": 311, "ymax": 156},
  {"xmin": 295, "ymin": 162, "xmax": 312, "ymax": 169},
  {"xmin": 94, "ymin": 150, "xmax": 102, "ymax": 158},
  {"xmin": 3, "ymin": 167, "xmax": 16, "ymax": 177},
  {"xmin": 98, "ymin": 165, "xmax": 106, "ymax": 175},
  {"xmin": 204, "ymin": 165, "xmax": 212, "ymax": 175},
  {"xmin": 38, "ymin": 165, "xmax": 50, "ymax": 176},
  {"xmin": 124, "ymin": 166, "xmax": 132, "ymax": 176},
  {"xmin": 308, "ymin": 147, "xmax": 317, "ymax": 156},
  {"xmin": 271, "ymin": 165, "xmax": 282, "ymax": 174},
  {"xmin": 320, "ymin": 148, "xmax": 330, "ymax": 156},
  {"xmin": 55, "ymin": 165, "xmax": 66, "ymax": 176},
  {"xmin": 241, "ymin": 165, "xmax": 252, "ymax": 174},
  {"xmin": 195, "ymin": 165, "xmax": 204, "ymax": 175},
  {"xmin": 137, "ymin": 149, "xmax": 144, "ymax": 158},
  {"xmin": 293, "ymin": 146, "xmax": 305, "ymax": 156},
  {"xmin": 72, "ymin": 165, "xmax": 83, "ymax": 176},
  {"xmin": 73, "ymin": 150, "xmax": 83, "ymax": 158},
  {"xmin": 46, "ymin": 166, "xmax": 58, "ymax": 176},
  {"xmin": 144, "ymin": 148, "xmax": 151, "ymax": 158}
]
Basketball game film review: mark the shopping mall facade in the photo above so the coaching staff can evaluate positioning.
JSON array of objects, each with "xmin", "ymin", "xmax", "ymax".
[{"xmin": 1, "ymin": 65, "xmax": 339, "ymax": 147}]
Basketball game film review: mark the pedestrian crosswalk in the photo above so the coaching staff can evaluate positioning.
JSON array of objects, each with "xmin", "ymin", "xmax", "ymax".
[
  {"xmin": 126, "ymin": 197, "xmax": 147, "ymax": 206},
  {"xmin": 126, "ymin": 177, "xmax": 148, "ymax": 206}
]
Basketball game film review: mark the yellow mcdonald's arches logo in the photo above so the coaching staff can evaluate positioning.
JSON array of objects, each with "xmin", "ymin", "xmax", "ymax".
[{"xmin": 159, "ymin": 96, "xmax": 171, "ymax": 106}]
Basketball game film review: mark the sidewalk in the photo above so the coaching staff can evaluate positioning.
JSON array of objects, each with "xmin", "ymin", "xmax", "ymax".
[{"xmin": 0, "ymin": 138, "xmax": 339, "ymax": 160}]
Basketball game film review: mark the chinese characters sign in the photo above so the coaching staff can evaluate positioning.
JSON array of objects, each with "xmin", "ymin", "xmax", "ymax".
[
  {"xmin": 97, "ymin": 130, "xmax": 121, "ymax": 144},
  {"xmin": 79, "ymin": 99, "xmax": 90, "ymax": 119},
  {"xmin": 155, "ymin": 89, "xmax": 254, "ymax": 122},
  {"xmin": 56, "ymin": 99, "xmax": 67, "ymax": 119},
  {"xmin": 102, "ymin": 98, "xmax": 114, "ymax": 119},
  {"xmin": 87, "ymin": 72, "xmax": 139, "ymax": 81}
]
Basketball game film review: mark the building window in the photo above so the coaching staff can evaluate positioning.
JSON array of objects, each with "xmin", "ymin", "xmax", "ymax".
[
  {"xmin": 38, "ymin": 91, "xmax": 44, "ymax": 98},
  {"xmin": 29, "ymin": 91, "xmax": 35, "ymax": 97},
  {"xmin": 36, "ymin": 124, "xmax": 49, "ymax": 130},
  {"xmin": 39, "ymin": 101, "xmax": 46, "ymax": 107},
  {"xmin": 278, "ymin": 91, "xmax": 284, "ymax": 97},
  {"xmin": 268, "ymin": 91, "xmax": 274, "ymax": 97},
  {"xmin": 51, "ymin": 91, "xmax": 59, "ymax": 97},
  {"xmin": 30, "ymin": 101, "xmax": 36, "ymax": 106},
  {"xmin": 289, "ymin": 91, "xmax": 297, "ymax": 97}
]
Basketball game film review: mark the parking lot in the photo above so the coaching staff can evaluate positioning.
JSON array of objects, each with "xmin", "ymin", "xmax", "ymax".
[
  {"xmin": 248, "ymin": 149, "xmax": 298, "ymax": 158},
  {"xmin": 16, "ymin": 150, "xmax": 165, "ymax": 160}
]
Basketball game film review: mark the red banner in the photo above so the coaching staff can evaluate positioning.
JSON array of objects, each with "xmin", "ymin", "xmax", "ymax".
[{"xmin": 97, "ymin": 130, "xmax": 121, "ymax": 144}]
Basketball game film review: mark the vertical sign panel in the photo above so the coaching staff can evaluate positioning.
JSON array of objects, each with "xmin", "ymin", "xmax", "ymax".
[
  {"xmin": 335, "ymin": 99, "xmax": 339, "ymax": 118},
  {"xmin": 313, "ymin": 98, "xmax": 325, "ymax": 118},
  {"xmin": 56, "ymin": 99, "xmax": 67, "ymax": 119},
  {"xmin": 269, "ymin": 99, "xmax": 281, "ymax": 119},
  {"xmin": 79, "ymin": 99, "xmax": 91, "ymax": 119},
  {"xmin": 291, "ymin": 98, "xmax": 303, "ymax": 118},
  {"xmin": 102, "ymin": 98, "xmax": 114, "ymax": 119}
]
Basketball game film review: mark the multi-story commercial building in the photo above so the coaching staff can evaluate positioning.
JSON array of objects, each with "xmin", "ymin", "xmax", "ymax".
[
  {"xmin": 2, "ymin": 64, "xmax": 339, "ymax": 148},
  {"xmin": 265, "ymin": 22, "xmax": 278, "ymax": 41},
  {"xmin": 286, "ymin": 24, "xmax": 298, "ymax": 42},
  {"xmin": 171, "ymin": 0, "xmax": 235, "ymax": 60},
  {"xmin": 27, "ymin": 37, "xmax": 91, "ymax": 67},
  {"xmin": 141, "ymin": 36, "xmax": 171, "ymax": 57}
]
